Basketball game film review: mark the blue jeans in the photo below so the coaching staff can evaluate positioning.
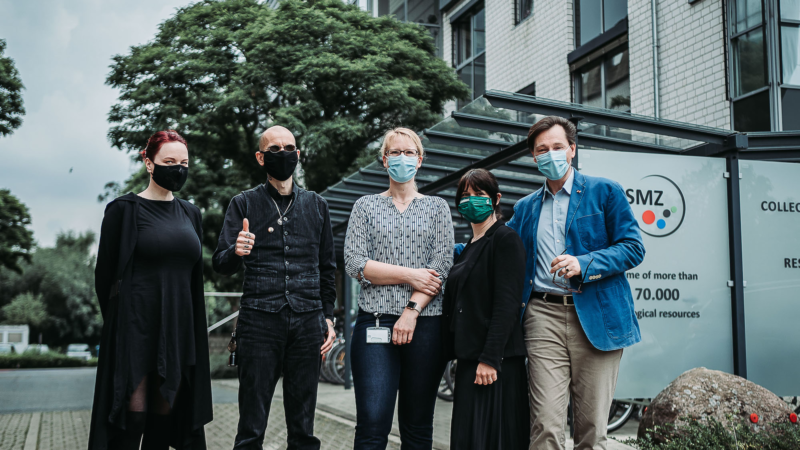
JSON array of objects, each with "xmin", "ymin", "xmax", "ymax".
[
  {"xmin": 350, "ymin": 310, "xmax": 446, "ymax": 450},
  {"xmin": 233, "ymin": 306, "xmax": 328, "ymax": 450}
]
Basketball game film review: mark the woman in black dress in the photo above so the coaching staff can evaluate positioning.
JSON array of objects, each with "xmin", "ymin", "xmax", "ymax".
[
  {"xmin": 89, "ymin": 130, "xmax": 212, "ymax": 450},
  {"xmin": 443, "ymin": 169, "xmax": 530, "ymax": 449}
]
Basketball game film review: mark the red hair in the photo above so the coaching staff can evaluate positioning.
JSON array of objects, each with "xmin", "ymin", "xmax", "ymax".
[{"xmin": 141, "ymin": 130, "xmax": 188, "ymax": 161}]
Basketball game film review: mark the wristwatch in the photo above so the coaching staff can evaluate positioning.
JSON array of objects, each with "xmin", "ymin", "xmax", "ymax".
[{"xmin": 406, "ymin": 301, "xmax": 423, "ymax": 315}]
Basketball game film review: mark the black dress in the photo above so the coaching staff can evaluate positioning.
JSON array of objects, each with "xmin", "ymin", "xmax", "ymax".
[
  {"xmin": 128, "ymin": 196, "xmax": 201, "ymax": 405},
  {"xmin": 444, "ymin": 222, "xmax": 530, "ymax": 450},
  {"xmin": 89, "ymin": 193, "xmax": 212, "ymax": 450}
]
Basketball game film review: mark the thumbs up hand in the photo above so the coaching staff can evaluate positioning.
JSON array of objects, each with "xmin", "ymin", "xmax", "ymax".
[{"xmin": 236, "ymin": 218, "xmax": 255, "ymax": 256}]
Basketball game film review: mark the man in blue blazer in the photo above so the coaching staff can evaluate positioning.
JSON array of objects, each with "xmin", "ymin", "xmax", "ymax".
[{"xmin": 506, "ymin": 116, "xmax": 645, "ymax": 450}]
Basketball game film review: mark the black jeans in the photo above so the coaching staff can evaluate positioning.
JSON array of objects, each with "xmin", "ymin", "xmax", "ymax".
[
  {"xmin": 350, "ymin": 310, "xmax": 446, "ymax": 450},
  {"xmin": 233, "ymin": 306, "xmax": 327, "ymax": 450}
]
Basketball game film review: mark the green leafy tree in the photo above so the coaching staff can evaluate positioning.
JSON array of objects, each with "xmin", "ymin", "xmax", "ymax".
[
  {"xmin": 105, "ymin": 0, "xmax": 468, "ymax": 290},
  {"xmin": 0, "ymin": 189, "xmax": 34, "ymax": 274},
  {"xmin": 0, "ymin": 39, "xmax": 25, "ymax": 137},
  {"xmin": 1, "ymin": 292, "xmax": 49, "ymax": 328},
  {"xmin": 0, "ymin": 231, "xmax": 101, "ymax": 346}
]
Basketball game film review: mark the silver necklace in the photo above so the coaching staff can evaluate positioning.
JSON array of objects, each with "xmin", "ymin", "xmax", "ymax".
[
  {"xmin": 471, "ymin": 217, "xmax": 496, "ymax": 243},
  {"xmin": 269, "ymin": 196, "xmax": 293, "ymax": 225},
  {"xmin": 392, "ymin": 197, "xmax": 413, "ymax": 206}
]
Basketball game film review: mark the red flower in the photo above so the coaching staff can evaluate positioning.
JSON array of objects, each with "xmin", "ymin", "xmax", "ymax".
[
  {"xmin": 750, "ymin": 413, "xmax": 759, "ymax": 423},
  {"xmin": 790, "ymin": 413, "xmax": 798, "ymax": 424}
]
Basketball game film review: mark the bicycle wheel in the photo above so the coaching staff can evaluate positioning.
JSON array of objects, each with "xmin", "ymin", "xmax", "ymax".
[
  {"xmin": 330, "ymin": 343, "xmax": 346, "ymax": 385},
  {"xmin": 321, "ymin": 339, "xmax": 341, "ymax": 383},
  {"xmin": 319, "ymin": 352, "xmax": 329, "ymax": 382},
  {"xmin": 607, "ymin": 400, "xmax": 634, "ymax": 432},
  {"xmin": 444, "ymin": 359, "xmax": 457, "ymax": 392},
  {"xmin": 785, "ymin": 396, "xmax": 800, "ymax": 414},
  {"xmin": 437, "ymin": 360, "xmax": 456, "ymax": 401}
]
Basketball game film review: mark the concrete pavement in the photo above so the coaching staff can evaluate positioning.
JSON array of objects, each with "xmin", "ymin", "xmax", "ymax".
[
  {"xmin": 0, "ymin": 368, "xmax": 638, "ymax": 449},
  {"xmin": 0, "ymin": 368, "xmax": 238, "ymax": 414}
]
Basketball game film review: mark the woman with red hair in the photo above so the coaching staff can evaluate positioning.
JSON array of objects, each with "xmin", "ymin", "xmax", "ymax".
[{"xmin": 89, "ymin": 130, "xmax": 212, "ymax": 450}]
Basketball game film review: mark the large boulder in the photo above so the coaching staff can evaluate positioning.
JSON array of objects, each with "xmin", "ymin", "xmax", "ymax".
[{"xmin": 638, "ymin": 367, "xmax": 793, "ymax": 440}]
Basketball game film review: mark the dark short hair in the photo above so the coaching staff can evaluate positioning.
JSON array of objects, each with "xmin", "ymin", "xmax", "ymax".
[
  {"xmin": 527, "ymin": 116, "xmax": 577, "ymax": 152},
  {"xmin": 455, "ymin": 169, "xmax": 503, "ymax": 220}
]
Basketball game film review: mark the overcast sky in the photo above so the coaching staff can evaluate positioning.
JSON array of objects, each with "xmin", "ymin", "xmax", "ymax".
[{"xmin": 0, "ymin": 0, "xmax": 189, "ymax": 248}]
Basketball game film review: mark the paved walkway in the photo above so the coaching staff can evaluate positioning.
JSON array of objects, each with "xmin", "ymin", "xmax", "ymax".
[{"xmin": 0, "ymin": 376, "xmax": 638, "ymax": 449}]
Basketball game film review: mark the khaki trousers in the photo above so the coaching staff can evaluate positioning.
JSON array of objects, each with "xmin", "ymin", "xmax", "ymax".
[{"xmin": 524, "ymin": 298, "xmax": 623, "ymax": 450}]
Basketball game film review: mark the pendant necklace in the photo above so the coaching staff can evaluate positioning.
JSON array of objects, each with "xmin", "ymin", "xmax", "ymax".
[{"xmin": 269, "ymin": 195, "xmax": 293, "ymax": 225}]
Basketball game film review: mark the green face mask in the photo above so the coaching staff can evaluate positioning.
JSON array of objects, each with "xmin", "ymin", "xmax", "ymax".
[{"xmin": 458, "ymin": 196, "xmax": 494, "ymax": 223}]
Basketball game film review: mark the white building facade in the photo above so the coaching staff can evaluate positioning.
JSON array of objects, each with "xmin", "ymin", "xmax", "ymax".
[{"xmin": 363, "ymin": 0, "xmax": 800, "ymax": 132}]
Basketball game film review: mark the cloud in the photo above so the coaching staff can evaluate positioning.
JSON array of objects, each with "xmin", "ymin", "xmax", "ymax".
[{"xmin": 0, "ymin": 0, "xmax": 188, "ymax": 247}]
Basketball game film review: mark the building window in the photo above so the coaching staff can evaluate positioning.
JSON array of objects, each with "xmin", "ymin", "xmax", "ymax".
[
  {"xmin": 376, "ymin": 0, "xmax": 443, "ymax": 57},
  {"xmin": 453, "ymin": 6, "xmax": 486, "ymax": 108},
  {"xmin": 573, "ymin": 46, "xmax": 630, "ymax": 112},
  {"xmin": 727, "ymin": 0, "xmax": 800, "ymax": 131},
  {"xmin": 575, "ymin": 0, "xmax": 627, "ymax": 47},
  {"xmin": 728, "ymin": 0, "xmax": 770, "ymax": 132},
  {"xmin": 516, "ymin": 0, "xmax": 533, "ymax": 25},
  {"xmin": 780, "ymin": 0, "xmax": 800, "ymax": 129}
]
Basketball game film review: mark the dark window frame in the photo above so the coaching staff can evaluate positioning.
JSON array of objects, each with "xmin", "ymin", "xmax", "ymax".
[
  {"xmin": 571, "ymin": 42, "xmax": 631, "ymax": 113},
  {"xmin": 514, "ymin": 0, "xmax": 533, "ymax": 25},
  {"xmin": 777, "ymin": 1, "xmax": 800, "ymax": 129},
  {"xmin": 376, "ymin": 0, "xmax": 443, "ymax": 57},
  {"xmin": 452, "ymin": 3, "xmax": 486, "ymax": 108},
  {"xmin": 574, "ymin": 0, "xmax": 628, "ymax": 48},
  {"xmin": 725, "ymin": 0, "xmax": 776, "ymax": 131}
]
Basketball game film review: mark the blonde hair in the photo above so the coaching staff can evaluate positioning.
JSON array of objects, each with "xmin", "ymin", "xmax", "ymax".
[{"xmin": 379, "ymin": 128, "xmax": 425, "ymax": 159}]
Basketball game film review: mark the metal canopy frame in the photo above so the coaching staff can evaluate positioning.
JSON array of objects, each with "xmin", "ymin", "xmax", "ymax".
[{"xmin": 321, "ymin": 91, "xmax": 800, "ymax": 382}]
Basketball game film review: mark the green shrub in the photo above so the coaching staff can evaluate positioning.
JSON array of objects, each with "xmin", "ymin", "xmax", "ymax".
[
  {"xmin": 625, "ymin": 417, "xmax": 800, "ymax": 450},
  {"xmin": 209, "ymin": 353, "xmax": 237, "ymax": 379},
  {"xmin": 0, "ymin": 351, "xmax": 98, "ymax": 369}
]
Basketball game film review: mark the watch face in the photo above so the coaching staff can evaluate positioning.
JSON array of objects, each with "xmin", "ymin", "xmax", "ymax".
[{"xmin": 407, "ymin": 301, "xmax": 418, "ymax": 309}]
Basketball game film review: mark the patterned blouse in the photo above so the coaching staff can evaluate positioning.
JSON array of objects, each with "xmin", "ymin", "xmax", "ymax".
[{"xmin": 344, "ymin": 194, "xmax": 455, "ymax": 316}]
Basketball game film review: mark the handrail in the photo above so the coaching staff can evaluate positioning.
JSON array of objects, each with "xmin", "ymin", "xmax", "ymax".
[
  {"xmin": 204, "ymin": 292, "xmax": 242, "ymax": 333},
  {"xmin": 207, "ymin": 310, "xmax": 239, "ymax": 333}
]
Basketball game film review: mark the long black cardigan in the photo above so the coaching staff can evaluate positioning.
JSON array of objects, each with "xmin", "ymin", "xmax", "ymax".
[
  {"xmin": 88, "ymin": 193, "xmax": 212, "ymax": 450},
  {"xmin": 442, "ymin": 221, "xmax": 527, "ymax": 371}
]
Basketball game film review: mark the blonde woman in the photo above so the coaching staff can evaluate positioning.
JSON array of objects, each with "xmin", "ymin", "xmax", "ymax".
[{"xmin": 345, "ymin": 128, "xmax": 454, "ymax": 449}]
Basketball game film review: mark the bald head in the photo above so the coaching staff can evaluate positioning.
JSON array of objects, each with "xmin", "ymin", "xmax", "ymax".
[{"xmin": 259, "ymin": 126, "xmax": 295, "ymax": 152}]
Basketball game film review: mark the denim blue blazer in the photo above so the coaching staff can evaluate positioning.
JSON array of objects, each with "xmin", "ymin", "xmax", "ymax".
[{"xmin": 506, "ymin": 169, "xmax": 646, "ymax": 351}]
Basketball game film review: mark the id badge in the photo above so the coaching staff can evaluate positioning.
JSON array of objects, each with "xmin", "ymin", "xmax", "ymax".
[
  {"xmin": 366, "ymin": 327, "xmax": 392, "ymax": 344},
  {"xmin": 366, "ymin": 312, "xmax": 391, "ymax": 344}
]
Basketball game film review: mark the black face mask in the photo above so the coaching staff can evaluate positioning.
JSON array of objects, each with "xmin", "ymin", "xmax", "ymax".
[
  {"xmin": 261, "ymin": 150, "xmax": 298, "ymax": 181},
  {"xmin": 151, "ymin": 163, "xmax": 189, "ymax": 192}
]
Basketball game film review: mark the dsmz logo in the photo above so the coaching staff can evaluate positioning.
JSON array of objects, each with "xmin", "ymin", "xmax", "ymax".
[{"xmin": 625, "ymin": 175, "xmax": 685, "ymax": 238}]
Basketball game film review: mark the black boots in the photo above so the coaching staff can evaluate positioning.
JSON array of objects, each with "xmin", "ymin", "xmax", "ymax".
[
  {"xmin": 110, "ymin": 411, "xmax": 147, "ymax": 450},
  {"xmin": 140, "ymin": 413, "xmax": 172, "ymax": 450}
]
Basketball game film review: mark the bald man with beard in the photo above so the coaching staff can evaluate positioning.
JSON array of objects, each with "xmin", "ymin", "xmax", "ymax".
[{"xmin": 213, "ymin": 126, "xmax": 337, "ymax": 450}]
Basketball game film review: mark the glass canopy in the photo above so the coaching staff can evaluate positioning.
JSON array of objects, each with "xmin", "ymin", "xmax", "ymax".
[{"xmin": 320, "ymin": 90, "xmax": 800, "ymax": 251}]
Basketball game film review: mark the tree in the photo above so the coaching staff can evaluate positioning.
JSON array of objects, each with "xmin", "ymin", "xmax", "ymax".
[
  {"xmin": 0, "ymin": 39, "xmax": 25, "ymax": 137},
  {"xmin": 0, "ymin": 189, "xmax": 34, "ymax": 274},
  {"xmin": 1, "ymin": 292, "xmax": 49, "ymax": 328},
  {"xmin": 106, "ymin": 0, "xmax": 469, "ymax": 291},
  {"xmin": 0, "ymin": 231, "xmax": 101, "ymax": 347}
]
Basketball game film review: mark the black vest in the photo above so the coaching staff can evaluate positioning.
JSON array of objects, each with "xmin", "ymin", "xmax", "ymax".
[{"xmin": 239, "ymin": 184, "xmax": 325, "ymax": 313}]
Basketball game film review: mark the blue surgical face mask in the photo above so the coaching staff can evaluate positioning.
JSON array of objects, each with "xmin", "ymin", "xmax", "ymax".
[
  {"xmin": 536, "ymin": 148, "xmax": 571, "ymax": 181},
  {"xmin": 386, "ymin": 155, "xmax": 419, "ymax": 183}
]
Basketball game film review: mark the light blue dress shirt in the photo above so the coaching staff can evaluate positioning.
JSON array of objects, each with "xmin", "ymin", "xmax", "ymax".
[{"xmin": 534, "ymin": 169, "xmax": 574, "ymax": 295}]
